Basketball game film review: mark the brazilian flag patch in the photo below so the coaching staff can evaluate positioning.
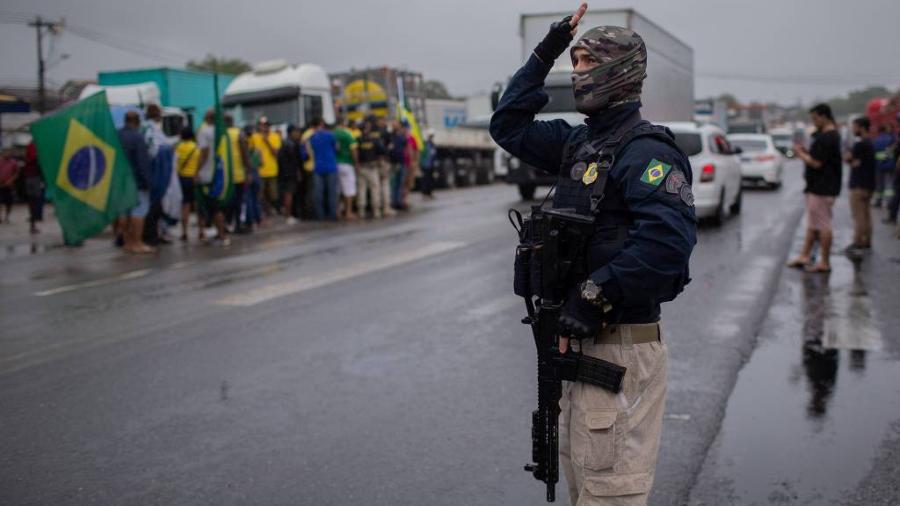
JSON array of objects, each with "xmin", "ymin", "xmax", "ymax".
[{"xmin": 640, "ymin": 159, "xmax": 671, "ymax": 187}]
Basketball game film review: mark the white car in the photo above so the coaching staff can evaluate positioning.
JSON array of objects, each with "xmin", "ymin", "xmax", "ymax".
[
  {"xmin": 662, "ymin": 122, "xmax": 743, "ymax": 225},
  {"xmin": 727, "ymin": 133, "xmax": 785, "ymax": 188}
]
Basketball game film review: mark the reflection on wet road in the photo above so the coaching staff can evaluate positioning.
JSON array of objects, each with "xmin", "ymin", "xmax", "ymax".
[{"xmin": 690, "ymin": 220, "xmax": 900, "ymax": 505}]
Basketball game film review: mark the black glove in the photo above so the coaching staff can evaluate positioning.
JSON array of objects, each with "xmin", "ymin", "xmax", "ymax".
[
  {"xmin": 558, "ymin": 286, "xmax": 607, "ymax": 340},
  {"xmin": 533, "ymin": 15, "xmax": 574, "ymax": 64}
]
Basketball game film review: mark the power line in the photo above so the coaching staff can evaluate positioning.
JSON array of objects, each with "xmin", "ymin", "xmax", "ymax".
[{"xmin": 0, "ymin": 11, "xmax": 192, "ymax": 64}]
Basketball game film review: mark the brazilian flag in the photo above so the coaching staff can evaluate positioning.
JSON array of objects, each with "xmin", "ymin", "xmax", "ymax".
[
  {"xmin": 30, "ymin": 91, "xmax": 138, "ymax": 244},
  {"xmin": 207, "ymin": 74, "xmax": 233, "ymax": 204}
]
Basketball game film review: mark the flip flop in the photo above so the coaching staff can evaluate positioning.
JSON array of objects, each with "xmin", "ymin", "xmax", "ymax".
[
  {"xmin": 787, "ymin": 258, "xmax": 809, "ymax": 269},
  {"xmin": 804, "ymin": 264, "xmax": 831, "ymax": 273}
]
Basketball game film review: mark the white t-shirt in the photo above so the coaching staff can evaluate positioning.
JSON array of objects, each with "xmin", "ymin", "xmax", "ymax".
[{"xmin": 196, "ymin": 123, "xmax": 215, "ymax": 184}]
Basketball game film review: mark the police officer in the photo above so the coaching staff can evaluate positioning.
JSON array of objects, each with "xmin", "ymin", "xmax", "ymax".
[{"xmin": 490, "ymin": 3, "xmax": 697, "ymax": 504}]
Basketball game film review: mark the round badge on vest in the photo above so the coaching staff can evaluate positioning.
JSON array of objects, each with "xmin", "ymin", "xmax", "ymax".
[
  {"xmin": 570, "ymin": 161, "xmax": 587, "ymax": 181},
  {"xmin": 582, "ymin": 162, "xmax": 599, "ymax": 185}
]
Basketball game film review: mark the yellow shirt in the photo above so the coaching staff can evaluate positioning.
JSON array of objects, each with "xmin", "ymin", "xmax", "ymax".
[
  {"xmin": 226, "ymin": 127, "xmax": 245, "ymax": 184},
  {"xmin": 301, "ymin": 128, "xmax": 315, "ymax": 172},
  {"xmin": 250, "ymin": 131, "xmax": 282, "ymax": 178},
  {"xmin": 174, "ymin": 140, "xmax": 200, "ymax": 177},
  {"xmin": 349, "ymin": 127, "xmax": 362, "ymax": 139}
]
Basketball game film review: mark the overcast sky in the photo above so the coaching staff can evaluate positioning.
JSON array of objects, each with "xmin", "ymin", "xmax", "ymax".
[{"xmin": 1, "ymin": 0, "xmax": 898, "ymax": 105}]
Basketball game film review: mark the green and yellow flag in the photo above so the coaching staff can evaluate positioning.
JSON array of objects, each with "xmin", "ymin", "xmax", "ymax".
[
  {"xmin": 30, "ymin": 91, "xmax": 137, "ymax": 244},
  {"xmin": 208, "ymin": 73, "xmax": 233, "ymax": 203}
]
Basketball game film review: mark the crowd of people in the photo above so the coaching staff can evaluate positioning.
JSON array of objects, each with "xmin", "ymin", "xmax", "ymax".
[
  {"xmin": 113, "ymin": 105, "xmax": 439, "ymax": 253},
  {"xmin": 788, "ymin": 103, "xmax": 899, "ymax": 273}
]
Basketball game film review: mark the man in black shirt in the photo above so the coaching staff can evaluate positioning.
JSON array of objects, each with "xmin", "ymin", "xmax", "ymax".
[
  {"xmin": 356, "ymin": 120, "xmax": 387, "ymax": 218},
  {"xmin": 844, "ymin": 117, "xmax": 877, "ymax": 250},
  {"xmin": 789, "ymin": 103, "xmax": 842, "ymax": 272}
]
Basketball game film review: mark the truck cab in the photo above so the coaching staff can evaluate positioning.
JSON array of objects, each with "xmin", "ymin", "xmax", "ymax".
[{"xmin": 223, "ymin": 60, "xmax": 336, "ymax": 128}]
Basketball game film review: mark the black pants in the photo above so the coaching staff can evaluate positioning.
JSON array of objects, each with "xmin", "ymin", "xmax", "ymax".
[
  {"xmin": 143, "ymin": 200, "xmax": 162, "ymax": 244},
  {"xmin": 421, "ymin": 166, "xmax": 435, "ymax": 196},
  {"xmin": 888, "ymin": 171, "xmax": 900, "ymax": 221},
  {"xmin": 228, "ymin": 183, "xmax": 245, "ymax": 229}
]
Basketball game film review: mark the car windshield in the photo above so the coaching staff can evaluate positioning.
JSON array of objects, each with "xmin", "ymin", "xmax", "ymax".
[
  {"xmin": 672, "ymin": 132, "xmax": 703, "ymax": 156},
  {"xmin": 730, "ymin": 139, "xmax": 767, "ymax": 153},
  {"xmin": 771, "ymin": 134, "xmax": 791, "ymax": 145}
]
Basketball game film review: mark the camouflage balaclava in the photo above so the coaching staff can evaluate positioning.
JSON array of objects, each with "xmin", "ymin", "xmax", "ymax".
[{"xmin": 570, "ymin": 26, "xmax": 647, "ymax": 115}]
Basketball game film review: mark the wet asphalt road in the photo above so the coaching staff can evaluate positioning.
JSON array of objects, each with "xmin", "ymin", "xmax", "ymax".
[{"xmin": 0, "ymin": 160, "xmax": 877, "ymax": 505}]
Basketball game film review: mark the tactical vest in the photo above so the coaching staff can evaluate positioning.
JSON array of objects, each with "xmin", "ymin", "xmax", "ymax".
[{"xmin": 552, "ymin": 113, "xmax": 682, "ymax": 275}]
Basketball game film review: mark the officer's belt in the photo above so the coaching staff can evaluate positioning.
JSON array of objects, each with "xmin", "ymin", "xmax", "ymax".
[{"xmin": 594, "ymin": 323, "xmax": 660, "ymax": 345}]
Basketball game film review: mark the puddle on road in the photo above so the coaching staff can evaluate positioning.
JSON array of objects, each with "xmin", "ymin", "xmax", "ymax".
[{"xmin": 696, "ymin": 254, "xmax": 900, "ymax": 504}]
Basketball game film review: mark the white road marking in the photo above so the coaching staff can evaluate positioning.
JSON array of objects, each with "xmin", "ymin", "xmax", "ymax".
[
  {"xmin": 34, "ymin": 269, "xmax": 153, "ymax": 297},
  {"xmin": 215, "ymin": 241, "xmax": 467, "ymax": 307}
]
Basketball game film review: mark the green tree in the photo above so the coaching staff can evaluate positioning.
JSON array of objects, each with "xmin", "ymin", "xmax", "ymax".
[
  {"xmin": 186, "ymin": 54, "xmax": 252, "ymax": 75},
  {"xmin": 423, "ymin": 80, "xmax": 452, "ymax": 99}
]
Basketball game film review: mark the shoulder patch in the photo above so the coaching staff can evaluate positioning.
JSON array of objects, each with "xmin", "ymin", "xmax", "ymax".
[{"xmin": 640, "ymin": 158, "xmax": 671, "ymax": 187}]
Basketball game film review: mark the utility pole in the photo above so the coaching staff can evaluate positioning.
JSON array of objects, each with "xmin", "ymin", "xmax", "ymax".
[{"xmin": 27, "ymin": 16, "xmax": 64, "ymax": 115}]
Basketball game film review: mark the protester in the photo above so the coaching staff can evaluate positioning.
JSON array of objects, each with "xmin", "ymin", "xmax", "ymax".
[
  {"xmin": 306, "ymin": 118, "xmax": 339, "ymax": 220},
  {"xmin": 195, "ymin": 109, "xmax": 229, "ymax": 246},
  {"xmin": 872, "ymin": 124, "xmax": 895, "ymax": 208},
  {"xmin": 356, "ymin": 120, "xmax": 386, "ymax": 219},
  {"xmin": 844, "ymin": 116, "xmax": 876, "ymax": 251},
  {"xmin": 335, "ymin": 120, "xmax": 359, "ymax": 220},
  {"xmin": 142, "ymin": 104, "xmax": 176, "ymax": 245},
  {"xmin": 376, "ymin": 116, "xmax": 396, "ymax": 217},
  {"xmin": 225, "ymin": 114, "xmax": 251, "ymax": 233},
  {"xmin": 402, "ymin": 125, "xmax": 420, "ymax": 209},
  {"xmin": 243, "ymin": 125, "xmax": 263, "ymax": 231},
  {"xmin": 250, "ymin": 117, "xmax": 281, "ymax": 218},
  {"xmin": 0, "ymin": 149, "xmax": 19, "ymax": 224},
  {"xmin": 788, "ymin": 103, "xmax": 842, "ymax": 273},
  {"xmin": 389, "ymin": 120, "xmax": 408, "ymax": 210},
  {"xmin": 420, "ymin": 129, "xmax": 437, "ymax": 199},
  {"xmin": 117, "ymin": 111, "xmax": 154, "ymax": 254},
  {"xmin": 174, "ymin": 126, "xmax": 201, "ymax": 241},
  {"xmin": 23, "ymin": 141, "xmax": 43, "ymax": 233},
  {"xmin": 277, "ymin": 125, "xmax": 304, "ymax": 225}
]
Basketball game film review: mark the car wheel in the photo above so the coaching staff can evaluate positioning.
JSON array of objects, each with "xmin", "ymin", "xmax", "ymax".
[
  {"xmin": 519, "ymin": 183, "xmax": 536, "ymax": 201},
  {"xmin": 729, "ymin": 186, "xmax": 743, "ymax": 215},
  {"xmin": 710, "ymin": 188, "xmax": 726, "ymax": 226}
]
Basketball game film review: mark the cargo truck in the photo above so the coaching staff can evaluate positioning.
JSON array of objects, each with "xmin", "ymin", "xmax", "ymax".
[
  {"xmin": 331, "ymin": 67, "xmax": 496, "ymax": 188},
  {"xmin": 498, "ymin": 9, "xmax": 694, "ymax": 200},
  {"xmin": 97, "ymin": 67, "xmax": 233, "ymax": 129}
]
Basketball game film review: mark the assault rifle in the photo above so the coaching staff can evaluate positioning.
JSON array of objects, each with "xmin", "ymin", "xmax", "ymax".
[{"xmin": 510, "ymin": 205, "xmax": 626, "ymax": 502}]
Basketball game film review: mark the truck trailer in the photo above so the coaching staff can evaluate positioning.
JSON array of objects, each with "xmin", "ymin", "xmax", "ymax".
[
  {"xmin": 97, "ymin": 67, "xmax": 233, "ymax": 128},
  {"xmin": 499, "ymin": 9, "xmax": 694, "ymax": 200}
]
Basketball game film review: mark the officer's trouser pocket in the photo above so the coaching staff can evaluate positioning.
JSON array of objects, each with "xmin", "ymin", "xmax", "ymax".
[{"xmin": 580, "ymin": 408, "xmax": 617, "ymax": 471}]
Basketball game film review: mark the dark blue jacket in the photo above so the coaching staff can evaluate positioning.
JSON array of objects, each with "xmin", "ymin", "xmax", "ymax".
[
  {"xmin": 118, "ymin": 126, "xmax": 152, "ymax": 191},
  {"xmin": 490, "ymin": 54, "xmax": 696, "ymax": 318}
]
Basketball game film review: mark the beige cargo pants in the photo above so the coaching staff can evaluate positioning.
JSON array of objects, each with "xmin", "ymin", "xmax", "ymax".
[{"xmin": 559, "ymin": 324, "xmax": 668, "ymax": 505}]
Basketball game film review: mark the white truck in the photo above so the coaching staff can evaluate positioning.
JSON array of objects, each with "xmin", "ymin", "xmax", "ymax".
[
  {"xmin": 223, "ymin": 60, "xmax": 336, "ymax": 128},
  {"xmin": 424, "ymin": 98, "xmax": 497, "ymax": 187},
  {"xmin": 499, "ymin": 9, "xmax": 694, "ymax": 200}
]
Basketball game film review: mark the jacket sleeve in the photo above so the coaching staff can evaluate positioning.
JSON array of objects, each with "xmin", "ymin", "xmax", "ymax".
[
  {"xmin": 489, "ymin": 54, "xmax": 573, "ymax": 174},
  {"xmin": 588, "ymin": 141, "xmax": 697, "ymax": 307}
]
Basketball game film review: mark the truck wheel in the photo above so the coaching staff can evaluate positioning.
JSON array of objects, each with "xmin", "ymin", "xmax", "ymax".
[
  {"xmin": 519, "ymin": 184, "xmax": 536, "ymax": 201},
  {"xmin": 441, "ymin": 160, "xmax": 455, "ymax": 189}
]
